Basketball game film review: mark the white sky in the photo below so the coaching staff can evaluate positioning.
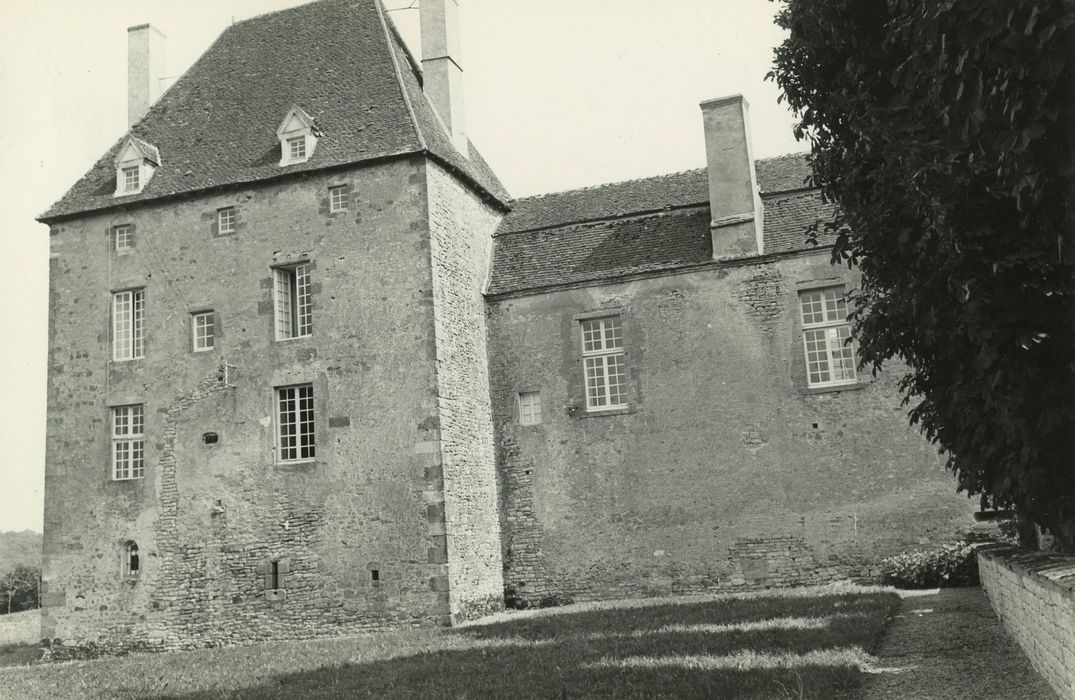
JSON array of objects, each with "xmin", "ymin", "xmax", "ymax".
[{"xmin": 0, "ymin": 0, "xmax": 802, "ymax": 533}]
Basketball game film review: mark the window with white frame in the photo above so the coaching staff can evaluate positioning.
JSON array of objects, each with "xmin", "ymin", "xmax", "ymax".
[
  {"xmin": 518, "ymin": 391, "xmax": 542, "ymax": 425},
  {"xmin": 113, "ymin": 225, "xmax": 133, "ymax": 251},
  {"xmin": 273, "ymin": 263, "xmax": 312, "ymax": 340},
  {"xmin": 192, "ymin": 311, "xmax": 214, "ymax": 352},
  {"xmin": 276, "ymin": 384, "xmax": 315, "ymax": 462},
  {"xmin": 112, "ymin": 288, "xmax": 145, "ymax": 361},
  {"xmin": 581, "ymin": 316, "xmax": 628, "ymax": 411},
  {"xmin": 800, "ymin": 287, "xmax": 857, "ymax": 388},
  {"xmin": 112, "ymin": 404, "xmax": 145, "ymax": 480},
  {"xmin": 217, "ymin": 207, "xmax": 236, "ymax": 234},
  {"xmin": 122, "ymin": 166, "xmax": 140, "ymax": 193},
  {"xmin": 287, "ymin": 136, "xmax": 306, "ymax": 162},
  {"xmin": 122, "ymin": 541, "xmax": 140, "ymax": 578},
  {"xmin": 329, "ymin": 185, "xmax": 348, "ymax": 212}
]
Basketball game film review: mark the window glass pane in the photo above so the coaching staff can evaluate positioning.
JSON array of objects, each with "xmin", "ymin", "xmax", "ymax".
[
  {"xmin": 605, "ymin": 354, "xmax": 628, "ymax": 406},
  {"xmin": 603, "ymin": 318, "xmax": 623, "ymax": 349},
  {"xmin": 274, "ymin": 269, "xmax": 293, "ymax": 339},
  {"xmin": 277, "ymin": 385, "xmax": 315, "ymax": 461},
  {"xmin": 584, "ymin": 357, "xmax": 607, "ymax": 407},
  {"xmin": 519, "ymin": 391, "xmax": 542, "ymax": 425},
  {"xmin": 295, "ymin": 264, "xmax": 312, "ymax": 337}
]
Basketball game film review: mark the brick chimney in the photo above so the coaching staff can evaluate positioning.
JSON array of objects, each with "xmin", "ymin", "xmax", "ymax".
[
  {"xmin": 420, "ymin": 0, "xmax": 467, "ymax": 154},
  {"xmin": 127, "ymin": 24, "xmax": 166, "ymax": 127},
  {"xmin": 700, "ymin": 95, "xmax": 763, "ymax": 258}
]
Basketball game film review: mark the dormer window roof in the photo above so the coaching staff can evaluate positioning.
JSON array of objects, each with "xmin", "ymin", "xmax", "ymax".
[
  {"xmin": 277, "ymin": 105, "xmax": 320, "ymax": 167},
  {"xmin": 113, "ymin": 136, "xmax": 160, "ymax": 197}
]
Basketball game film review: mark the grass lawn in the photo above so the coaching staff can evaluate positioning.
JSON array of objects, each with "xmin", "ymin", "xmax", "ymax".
[{"xmin": 0, "ymin": 585, "xmax": 899, "ymax": 699}]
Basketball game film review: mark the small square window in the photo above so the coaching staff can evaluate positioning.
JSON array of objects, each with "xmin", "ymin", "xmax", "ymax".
[
  {"xmin": 122, "ymin": 166, "xmax": 140, "ymax": 192},
  {"xmin": 113, "ymin": 225, "xmax": 133, "ymax": 251},
  {"xmin": 217, "ymin": 207, "xmax": 236, "ymax": 234},
  {"xmin": 518, "ymin": 391, "xmax": 542, "ymax": 425},
  {"xmin": 192, "ymin": 311, "xmax": 215, "ymax": 352},
  {"xmin": 287, "ymin": 136, "xmax": 306, "ymax": 161},
  {"xmin": 329, "ymin": 186, "xmax": 348, "ymax": 213}
]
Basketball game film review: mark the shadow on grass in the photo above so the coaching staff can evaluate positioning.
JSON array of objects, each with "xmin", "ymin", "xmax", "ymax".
[
  {"xmin": 0, "ymin": 643, "xmax": 41, "ymax": 667},
  {"xmin": 157, "ymin": 591, "xmax": 897, "ymax": 700}
]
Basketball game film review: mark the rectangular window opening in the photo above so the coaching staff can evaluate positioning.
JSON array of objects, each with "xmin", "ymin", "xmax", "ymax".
[
  {"xmin": 122, "ymin": 166, "xmax": 140, "ymax": 192},
  {"xmin": 217, "ymin": 207, "xmax": 236, "ymax": 234},
  {"xmin": 287, "ymin": 136, "xmax": 306, "ymax": 161},
  {"xmin": 113, "ymin": 225, "xmax": 133, "ymax": 251},
  {"xmin": 112, "ymin": 288, "xmax": 145, "ymax": 361},
  {"xmin": 111, "ymin": 404, "xmax": 145, "ymax": 480},
  {"xmin": 192, "ymin": 311, "xmax": 215, "ymax": 352},
  {"xmin": 276, "ymin": 384, "xmax": 315, "ymax": 463},
  {"xmin": 518, "ymin": 391, "xmax": 542, "ymax": 425},
  {"xmin": 329, "ymin": 186, "xmax": 348, "ymax": 213},
  {"xmin": 581, "ymin": 316, "xmax": 628, "ymax": 411},
  {"xmin": 273, "ymin": 263, "xmax": 312, "ymax": 340},
  {"xmin": 799, "ymin": 287, "xmax": 857, "ymax": 388}
]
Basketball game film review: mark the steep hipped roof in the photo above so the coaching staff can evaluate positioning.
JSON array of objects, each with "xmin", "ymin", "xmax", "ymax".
[
  {"xmin": 40, "ymin": 0, "xmax": 509, "ymax": 222},
  {"xmin": 487, "ymin": 154, "xmax": 836, "ymax": 297}
]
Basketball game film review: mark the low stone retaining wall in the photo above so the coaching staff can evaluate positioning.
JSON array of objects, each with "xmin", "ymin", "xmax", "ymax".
[{"xmin": 977, "ymin": 544, "xmax": 1075, "ymax": 699}]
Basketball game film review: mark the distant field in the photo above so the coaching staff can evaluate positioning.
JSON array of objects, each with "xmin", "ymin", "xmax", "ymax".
[{"xmin": 0, "ymin": 585, "xmax": 899, "ymax": 699}]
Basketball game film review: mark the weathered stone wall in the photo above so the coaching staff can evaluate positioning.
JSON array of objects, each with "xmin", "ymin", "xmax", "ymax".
[
  {"xmin": 488, "ymin": 252, "xmax": 979, "ymax": 606},
  {"xmin": 41, "ymin": 157, "xmax": 460, "ymax": 652},
  {"xmin": 425, "ymin": 161, "xmax": 505, "ymax": 621},
  {"xmin": 979, "ymin": 545, "xmax": 1075, "ymax": 699}
]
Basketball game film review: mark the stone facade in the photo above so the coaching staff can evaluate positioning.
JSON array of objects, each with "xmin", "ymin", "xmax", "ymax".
[
  {"xmin": 425, "ymin": 161, "xmax": 505, "ymax": 621},
  {"xmin": 978, "ymin": 545, "xmax": 1075, "ymax": 699},
  {"xmin": 489, "ymin": 252, "xmax": 978, "ymax": 606},
  {"xmin": 41, "ymin": 156, "xmax": 505, "ymax": 651}
]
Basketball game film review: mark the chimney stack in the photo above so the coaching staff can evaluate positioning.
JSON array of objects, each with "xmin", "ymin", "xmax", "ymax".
[
  {"xmin": 420, "ymin": 0, "xmax": 467, "ymax": 154},
  {"xmin": 700, "ymin": 95, "xmax": 763, "ymax": 258},
  {"xmin": 127, "ymin": 24, "xmax": 166, "ymax": 127}
]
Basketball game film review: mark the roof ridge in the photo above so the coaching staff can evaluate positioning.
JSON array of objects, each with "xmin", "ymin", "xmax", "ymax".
[
  {"xmin": 228, "ymin": 0, "xmax": 327, "ymax": 29},
  {"xmin": 512, "ymin": 168, "xmax": 708, "ymax": 204},
  {"xmin": 493, "ymin": 202, "xmax": 709, "ymax": 239}
]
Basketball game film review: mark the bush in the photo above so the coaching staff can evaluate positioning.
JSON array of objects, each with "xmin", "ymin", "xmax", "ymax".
[{"xmin": 877, "ymin": 542, "xmax": 980, "ymax": 589}]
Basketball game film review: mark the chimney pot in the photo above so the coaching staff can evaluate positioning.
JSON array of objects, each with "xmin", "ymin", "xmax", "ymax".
[
  {"xmin": 700, "ymin": 95, "xmax": 763, "ymax": 258},
  {"xmin": 127, "ymin": 24, "xmax": 166, "ymax": 127}
]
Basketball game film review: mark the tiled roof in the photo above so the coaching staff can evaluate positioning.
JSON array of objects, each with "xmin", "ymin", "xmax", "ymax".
[
  {"xmin": 496, "ymin": 153, "xmax": 813, "ymax": 236},
  {"xmin": 488, "ymin": 209, "xmax": 713, "ymax": 295},
  {"xmin": 40, "ymin": 0, "xmax": 508, "ymax": 222},
  {"xmin": 487, "ymin": 153, "xmax": 834, "ymax": 296}
]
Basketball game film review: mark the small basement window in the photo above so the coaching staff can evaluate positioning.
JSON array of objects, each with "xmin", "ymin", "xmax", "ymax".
[
  {"xmin": 123, "ymin": 541, "xmax": 140, "ymax": 578},
  {"xmin": 202, "ymin": 432, "xmax": 219, "ymax": 445}
]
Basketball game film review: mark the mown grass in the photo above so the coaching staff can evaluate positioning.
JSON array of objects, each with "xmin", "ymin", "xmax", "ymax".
[{"xmin": 0, "ymin": 585, "xmax": 899, "ymax": 699}]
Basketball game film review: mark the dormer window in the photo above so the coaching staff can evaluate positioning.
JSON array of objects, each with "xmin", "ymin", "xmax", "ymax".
[
  {"xmin": 287, "ymin": 136, "xmax": 306, "ymax": 161},
  {"xmin": 113, "ymin": 136, "xmax": 160, "ymax": 197},
  {"xmin": 122, "ymin": 167, "xmax": 140, "ymax": 192},
  {"xmin": 276, "ymin": 105, "xmax": 319, "ymax": 167}
]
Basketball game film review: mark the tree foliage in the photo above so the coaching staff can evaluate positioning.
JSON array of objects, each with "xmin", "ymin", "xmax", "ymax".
[
  {"xmin": 0, "ymin": 564, "xmax": 40, "ymax": 615},
  {"xmin": 770, "ymin": 0, "xmax": 1075, "ymax": 546}
]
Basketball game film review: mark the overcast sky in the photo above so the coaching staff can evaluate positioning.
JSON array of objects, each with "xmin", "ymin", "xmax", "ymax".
[{"xmin": 0, "ymin": 0, "xmax": 803, "ymax": 533}]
